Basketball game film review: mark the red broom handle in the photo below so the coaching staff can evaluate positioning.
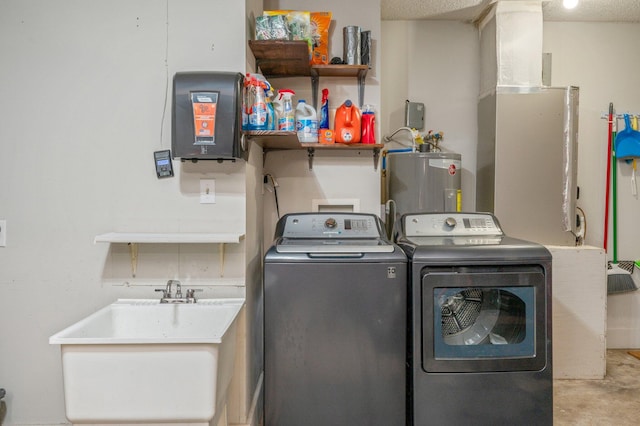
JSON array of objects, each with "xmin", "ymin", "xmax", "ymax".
[{"xmin": 604, "ymin": 103, "xmax": 613, "ymax": 251}]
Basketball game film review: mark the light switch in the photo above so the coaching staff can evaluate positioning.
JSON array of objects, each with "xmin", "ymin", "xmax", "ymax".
[{"xmin": 200, "ymin": 179, "xmax": 216, "ymax": 204}]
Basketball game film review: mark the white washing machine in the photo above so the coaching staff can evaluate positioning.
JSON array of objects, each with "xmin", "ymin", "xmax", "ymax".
[{"xmin": 397, "ymin": 212, "xmax": 553, "ymax": 426}]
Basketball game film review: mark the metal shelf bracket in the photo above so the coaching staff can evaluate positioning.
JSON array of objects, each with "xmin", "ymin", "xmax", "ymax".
[{"xmin": 307, "ymin": 147, "xmax": 315, "ymax": 170}]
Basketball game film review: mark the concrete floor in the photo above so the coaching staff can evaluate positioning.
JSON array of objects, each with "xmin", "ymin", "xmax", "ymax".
[{"xmin": 554, "ymin": 350, "xmax": 640, "ymax": 425}]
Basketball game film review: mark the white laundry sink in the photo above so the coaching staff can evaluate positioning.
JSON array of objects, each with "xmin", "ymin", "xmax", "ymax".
[{"xmin": 49, "ymin": 298, "xmax": 244, "ymax": 426}]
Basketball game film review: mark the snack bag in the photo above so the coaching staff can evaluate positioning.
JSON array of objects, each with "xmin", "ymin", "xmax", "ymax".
[
  {"xmin": 311, "ymin": 12, "xmax": 332, "ymax": 65},
  {"xmin": 269, "ymin": 14, "xmax": 289, "ymax": 39},
  {"xmin": 285, "ymin": 11, "xmax": 311, "ymax": 42},
  {"xmin": 264, "ymin": 10, "xmax": 312, "ymax": 60},
  {"xmin": 256, "ymin": 13, "xmax": 289, "ymax": 40},
  {"xmin": 255, "ymin": 15, "xmax": 270, "ymax": 40}
]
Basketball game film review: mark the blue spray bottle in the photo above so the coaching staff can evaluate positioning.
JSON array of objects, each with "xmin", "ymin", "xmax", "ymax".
[
  {"xmin": 319, "ymin": 88, "xmax": 329, "ymax": 129},
  {"xmin": 265, "ymin": 83, "xmax": 277, "ymax": 131}
]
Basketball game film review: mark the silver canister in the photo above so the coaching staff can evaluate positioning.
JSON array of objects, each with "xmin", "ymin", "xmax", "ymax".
[
  {"xmin": 360, "ymin": 30, "xmax": 371, "ymax": 65},
  {"xmin": 343, "ymin": 26, "xmax": 361, "ymax": 65}
]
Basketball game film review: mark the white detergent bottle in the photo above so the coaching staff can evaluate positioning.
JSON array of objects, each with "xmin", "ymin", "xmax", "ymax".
[{"xmin": 295, "ymin": 100, "xmax": 318, "ymax": 143}]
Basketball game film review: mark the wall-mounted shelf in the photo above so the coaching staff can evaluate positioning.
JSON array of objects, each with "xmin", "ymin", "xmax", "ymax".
[
  {"xmin": 245, "ymin": 130, "xmax": 382, "ymax": 170},
  {"xmin": 243, "ymin": 131, "xmax": 300, "ymax": 150},
  {"xmin": 248, "ymin": 40, "xmax": 369, "ymax": 108},
  {"xmin": 248, "ymin": 40, "xmax": 311, "ymax": 76},
  {"xmin": 95, "ymin": 232, "xmax": 245, "ymax": 278},
  {"xmin": 246, "ymin": 40, "xmax": 378, "ymax": 169},
  {"xmin": 94, "ymin": 232, "xmax": 244, "ymax": 244}
]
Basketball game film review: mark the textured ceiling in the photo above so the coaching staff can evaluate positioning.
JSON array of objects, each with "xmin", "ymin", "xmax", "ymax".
[{"xmin": 381, "ymin": 0, "xmax": 640, "ymax": 22}]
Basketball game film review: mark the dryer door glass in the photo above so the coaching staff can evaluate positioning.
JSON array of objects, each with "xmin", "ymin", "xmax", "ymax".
[
  {"xmin": 435, "ymin": 286, "xmax": 534, "ymax": 358},
  {"xmin": 421, "ymin": 265, "xmax": 547, "ymax": 373}
]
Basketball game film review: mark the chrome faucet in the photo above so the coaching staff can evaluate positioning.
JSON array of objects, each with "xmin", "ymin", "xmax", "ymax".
[
  {"xmin": 155, "ymin": 279, "xmax": 179, "ymax": 299},
  {"xmin": 155, "ymin": 280, "xmax": 201, "ymax": 303}
]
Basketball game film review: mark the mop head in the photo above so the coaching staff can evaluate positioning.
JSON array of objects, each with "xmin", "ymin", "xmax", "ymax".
[{"xmin": 607, "ymin": 261, "xmax": 638, "ymax": 294}]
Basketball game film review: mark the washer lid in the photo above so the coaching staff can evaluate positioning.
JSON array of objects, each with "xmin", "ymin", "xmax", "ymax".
[{"xmin": 276, "ymin": 238, "xmax": 395, "ymax": 254}]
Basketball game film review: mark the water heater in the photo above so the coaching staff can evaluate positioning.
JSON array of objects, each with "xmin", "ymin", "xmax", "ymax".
[
  {"xmin": 172, "ymin": 71, "xmax": 243, "ymax": 161},
  {"xmin": 387, "ymin": 151, "xmax": 462, "ymax": 217}
]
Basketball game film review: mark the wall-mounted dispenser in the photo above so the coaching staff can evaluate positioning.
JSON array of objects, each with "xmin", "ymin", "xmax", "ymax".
[{"xmin": 172, "ymin": 71, "xmax": 243, "ymax": 162}]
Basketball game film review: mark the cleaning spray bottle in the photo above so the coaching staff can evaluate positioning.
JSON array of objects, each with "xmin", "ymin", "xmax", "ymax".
[
  {"xmin": 334, "ymin": 99, "xmax": 361, "ymax": 143},
  {"xmin": 248, "ymin": 78, "xmax": 268, "ymax": 131},
  {"xmin": 264, "ymin": 83, "xmax": 276, "ymax": 131},
  {"xmin": 242, "ymin": 74, "xmax": 250, "ymax": 130},
  {"xmin": 319, "ymin": 88, "xmax": 329, "ymax": 129},
  {"xmin": 242, "ymin": 74, "xmax": 256, "ymax": 131},
  {"xmin": 275, "ymin": 89, "xmax": 296, "ymax": 131}
]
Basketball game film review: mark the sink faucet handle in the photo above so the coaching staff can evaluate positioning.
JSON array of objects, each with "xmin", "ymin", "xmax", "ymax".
[
  {"xmin": 174, "ymin": 281, "xmax": 183, "ymax": 298},
  {"xmin": 186, "ymin": 288, "xmax": 203, "ymax": 300}
]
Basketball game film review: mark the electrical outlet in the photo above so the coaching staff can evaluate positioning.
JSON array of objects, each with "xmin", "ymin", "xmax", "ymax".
[
  {"xmin": 0, "ymin": 220, "xmax": 6, "ymax": 247},
  {"xmin": 200, "ymin": 179, "xmax": 216, "ymax": 204}
]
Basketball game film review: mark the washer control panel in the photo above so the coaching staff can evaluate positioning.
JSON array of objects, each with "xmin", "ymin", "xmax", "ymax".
[
  {"xmin": 281, "ymin": 213, "xmax": 382, "ymax": 239},
  {"xmin": 403, "ymin": 212, "xmax": 503, "ymax": 237}
]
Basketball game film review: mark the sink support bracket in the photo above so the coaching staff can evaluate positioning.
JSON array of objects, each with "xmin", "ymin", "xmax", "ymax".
[
  {"xmin": 219, "ymin": 243, "xmax": 225, "ymax": 277},
  {"xmin": 128, "ymin": 243, "xmax": 139, "ymax": 278}
]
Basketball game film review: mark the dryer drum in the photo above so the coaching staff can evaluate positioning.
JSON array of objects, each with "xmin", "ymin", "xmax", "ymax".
[{"xmin": 440, "ymin": 289, "xmax": 527, "ymax": 346}]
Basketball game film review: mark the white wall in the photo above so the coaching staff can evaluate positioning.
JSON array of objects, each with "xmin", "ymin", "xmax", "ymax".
[
  {"xmin": 261, "ymin": 0, "xmax": 382, "ymax": 243},
  {"xmin": 0, "ymin": 0, "xmax": 257, "ymax": 424},
  {"xmin": 543, "ymin": 22, "xmax": 640, "ymax": 348},
  {"xmin": 381, "ymin": 20, "xmax": 480, "ymax": 211},
  {"xmin": 258, "ymin": 15, "xmax": 479, "ymax": 243}
]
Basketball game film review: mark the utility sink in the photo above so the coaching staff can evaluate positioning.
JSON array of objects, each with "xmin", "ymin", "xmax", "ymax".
[{"xmin": 49, "ymin": 298, "xmax": 244, "ymax": 426}]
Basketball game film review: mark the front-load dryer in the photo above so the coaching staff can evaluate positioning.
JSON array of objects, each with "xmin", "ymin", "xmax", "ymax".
[
  {"xmin": 397, "ymin": 212, "xmax": 552, "ymax": 426},
  {"xmin": 264, "ymin": 213, "xmax": 407, "ymax": 426}
]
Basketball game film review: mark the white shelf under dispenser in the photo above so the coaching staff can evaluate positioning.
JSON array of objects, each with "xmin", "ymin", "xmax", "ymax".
[
  {"xmin": 94, "ymin": 232, "xmax": 245, "ymax": 244},
  {"xmin": 94, "ymin": 232, "xmax": 245, "ymax": 278}
]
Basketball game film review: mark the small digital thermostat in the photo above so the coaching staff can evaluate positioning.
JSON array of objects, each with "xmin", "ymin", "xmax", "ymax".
[{"xmin": 154, "ymin": 150, "xmax": 174, "ymax": 178}]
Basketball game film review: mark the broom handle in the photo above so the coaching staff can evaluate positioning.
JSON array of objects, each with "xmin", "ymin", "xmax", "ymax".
[
  {"xmin": 612, "ymin": 117, "xmax": 618, "ymax": 263},
  {"xmin": 604, "ymin": 103, "xmax": 613, "ymax": 251}
]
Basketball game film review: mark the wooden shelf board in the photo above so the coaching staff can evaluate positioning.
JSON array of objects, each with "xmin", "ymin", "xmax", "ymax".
[
  {"xmin": 302, "ymin": 143, "xmax": 383, "ymax": 150},
  {"xmin": 248, "ymin": 40, "xmax": 369, "ymax": 80},
  {"xmin": 246, "ymin": 131, "xmax": 382, "ymax": 151},
  {"xmin": 311, "ymin": 64, "xmax": 369, "ymax": 78},
  {"xmin": 249, "ymin": 40, "xmax": 310, "ymax": 77}
]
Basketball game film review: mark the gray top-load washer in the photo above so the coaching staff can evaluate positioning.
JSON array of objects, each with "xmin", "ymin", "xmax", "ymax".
[
  {"xmin": 397, "ymin": 212, "xmax": 553, "ymax": 426},
  {"xmin": 264, "ymin": 213, "xmax": 407, "ymax": 426}
]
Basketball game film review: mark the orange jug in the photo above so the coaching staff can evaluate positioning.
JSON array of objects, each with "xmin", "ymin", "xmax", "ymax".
[{"xmin": 334, "ymin": 100, "xmax": 361, "ymax": 144}]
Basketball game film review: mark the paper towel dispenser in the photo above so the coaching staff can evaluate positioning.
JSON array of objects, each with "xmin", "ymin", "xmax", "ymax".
[{"xmin": 172, "ymin": 71, "xmax": 243, "ymax": 161}]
